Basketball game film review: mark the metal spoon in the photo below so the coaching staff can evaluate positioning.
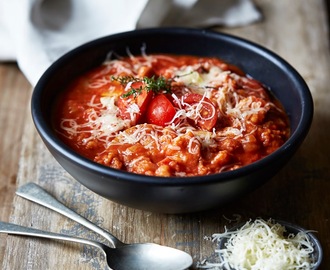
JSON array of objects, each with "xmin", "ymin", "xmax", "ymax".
[
  {"xmin": 0, "ymin": 221, "xmax": 192, "ymax": 270},
  {"xmin": 15, "ymin": 183, "xmax": 193, "ymax": 270}
]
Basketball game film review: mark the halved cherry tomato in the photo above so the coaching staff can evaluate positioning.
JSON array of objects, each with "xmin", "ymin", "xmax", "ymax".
[
  {"xmin": 183, "ymin": 93, "xmax": 217, "ymax": 131},
  {"xmin": 117, "ymin": 82, "xmax": 153, "ymax": 124},
  {"xmin": 146, "ymin": 94, "xmax": 176, "ymax": 126}
]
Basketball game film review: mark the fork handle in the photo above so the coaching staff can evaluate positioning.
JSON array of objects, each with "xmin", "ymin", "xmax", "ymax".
[
  {"xmin": 0, "ymin": 221, "xmax": 105, "ymax": 251},
  {"xmin": 16, "ymin": 182, "xmax": 123, "ymax": 248}
]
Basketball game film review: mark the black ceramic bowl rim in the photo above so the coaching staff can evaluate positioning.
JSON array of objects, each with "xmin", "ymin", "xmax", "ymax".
[
  {"xmin": 32, "ymin": 27, "xmax": 313, "ymax": 186},
  {"xmin": 218, "ymin": 219, "xmax": 323, "ymax": 269}
]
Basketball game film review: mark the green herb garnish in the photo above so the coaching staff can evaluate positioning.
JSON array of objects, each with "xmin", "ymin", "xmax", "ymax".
[{"xmin": 112, "ymin": 75, "xmax": 172, "ymax": 98}]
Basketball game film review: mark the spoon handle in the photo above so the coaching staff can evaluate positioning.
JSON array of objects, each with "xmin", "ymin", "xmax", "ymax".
[
  {"xmin": 0, "ymin": 221, "xmax": 105, "ymax": 252},
  {"xmin": 16, "ymin": 182, "xmax": 123, "ymax": 248}
]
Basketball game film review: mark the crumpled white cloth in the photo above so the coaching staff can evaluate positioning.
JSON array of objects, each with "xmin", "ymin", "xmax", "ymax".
[{"xmin": 0, "ymin": 0, "xmax": 261, "ymax": 86}]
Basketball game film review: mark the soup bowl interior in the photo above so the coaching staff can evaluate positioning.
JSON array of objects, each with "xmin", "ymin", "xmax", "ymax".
[{"xmin": 31, "ymin": 28, "xmax": 313, "ymax": 213}]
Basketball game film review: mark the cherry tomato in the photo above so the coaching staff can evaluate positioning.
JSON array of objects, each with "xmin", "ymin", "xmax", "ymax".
[
  {"xmin": 117, "ymin": 82, "xmax": 153, "ymax": 124},
  {"xmin": 183, "ymin": 93, "xmax": 217, "ymax": 131},
  {"xmin": 146, "ymin": 94, "xmax": 176, "ymax": 126}
]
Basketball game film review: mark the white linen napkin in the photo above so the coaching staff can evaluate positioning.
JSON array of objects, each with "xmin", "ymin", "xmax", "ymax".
[{"xmin": 0, "ymin": 0, "xmax": 261, "ymax": 86}]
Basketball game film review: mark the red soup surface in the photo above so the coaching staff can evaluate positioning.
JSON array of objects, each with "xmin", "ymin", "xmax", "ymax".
[{"xmin": 55, "ymin": 54, "xmax": 290, "ymax": 177}]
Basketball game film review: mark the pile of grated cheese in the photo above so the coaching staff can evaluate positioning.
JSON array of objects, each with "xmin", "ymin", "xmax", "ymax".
[{"xmin": 198, "ymin": 218, "xmax": 316, "ymax": 270}]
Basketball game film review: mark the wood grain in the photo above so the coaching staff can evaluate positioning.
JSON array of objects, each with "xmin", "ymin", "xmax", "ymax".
[
  {"xmin": 0, "ymin": 63, "xmax": 32, "ymax": 261},
  {"xmin": 1, "ymin": 0, "xmax": 329, "ymax": 269}
]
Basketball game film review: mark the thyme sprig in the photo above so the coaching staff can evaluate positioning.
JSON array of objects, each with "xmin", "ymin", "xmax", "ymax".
[{"xmin": 111, "ymin": 75, "xmax": 172, "ymax": 98}]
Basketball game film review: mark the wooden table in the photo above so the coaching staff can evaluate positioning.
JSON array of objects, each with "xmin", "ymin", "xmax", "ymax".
[{"xmin": 1, "ymin": 0, "xmax": 329, "ymax": 269}]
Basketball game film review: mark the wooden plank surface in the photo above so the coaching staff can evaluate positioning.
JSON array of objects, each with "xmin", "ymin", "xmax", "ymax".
[
  {"xmin": 0, "ymin": 63, "xmax": 32, "ymax": 261},
  {"xmin": 1, "ymin": 0, "xmax": 330, "ymax": 269}
]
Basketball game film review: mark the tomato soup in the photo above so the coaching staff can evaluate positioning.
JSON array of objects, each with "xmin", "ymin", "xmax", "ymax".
[{"xmin": 55, "ymin": 54, "xmax": 290, "ymax": 177}]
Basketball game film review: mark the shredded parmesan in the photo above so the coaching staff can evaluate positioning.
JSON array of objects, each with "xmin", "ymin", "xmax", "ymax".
[
  {"xmin": 57, "ymin": 53, "xmax": 290, "ymax": 176},
  {"xmin": 174, "ymin": 65, "xmax": 229, "ymax": 90},
  {"xmin": 198, "ymin": 219, "xmax": 317, "ymax": 270},
  {"xmin": 62, "ymin": 55, "xmax": 276, "ymax": 146},
  {"xmin": 60, "ymin": 96, "xmax": 130, "ymax": 145}
]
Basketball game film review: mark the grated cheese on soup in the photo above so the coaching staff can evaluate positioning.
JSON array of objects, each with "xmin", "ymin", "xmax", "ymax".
[{"xmin": 55, "ymin": 54, "xmax": 290, "ymax": 177}]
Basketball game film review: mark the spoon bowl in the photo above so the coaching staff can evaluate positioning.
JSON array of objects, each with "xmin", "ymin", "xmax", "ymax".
[{"xmin": 106, "ymin": 243, "xmax": 193, "ymax": 269}]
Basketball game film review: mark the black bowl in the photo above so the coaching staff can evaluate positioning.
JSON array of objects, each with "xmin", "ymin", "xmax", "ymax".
[
  {"xmin": 31, "ymin": 28, "xmax": 313, "ymax": 213},
  {"xmin": 218, "ymin": 219, "xmax": 323, "ymax": 269}
]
